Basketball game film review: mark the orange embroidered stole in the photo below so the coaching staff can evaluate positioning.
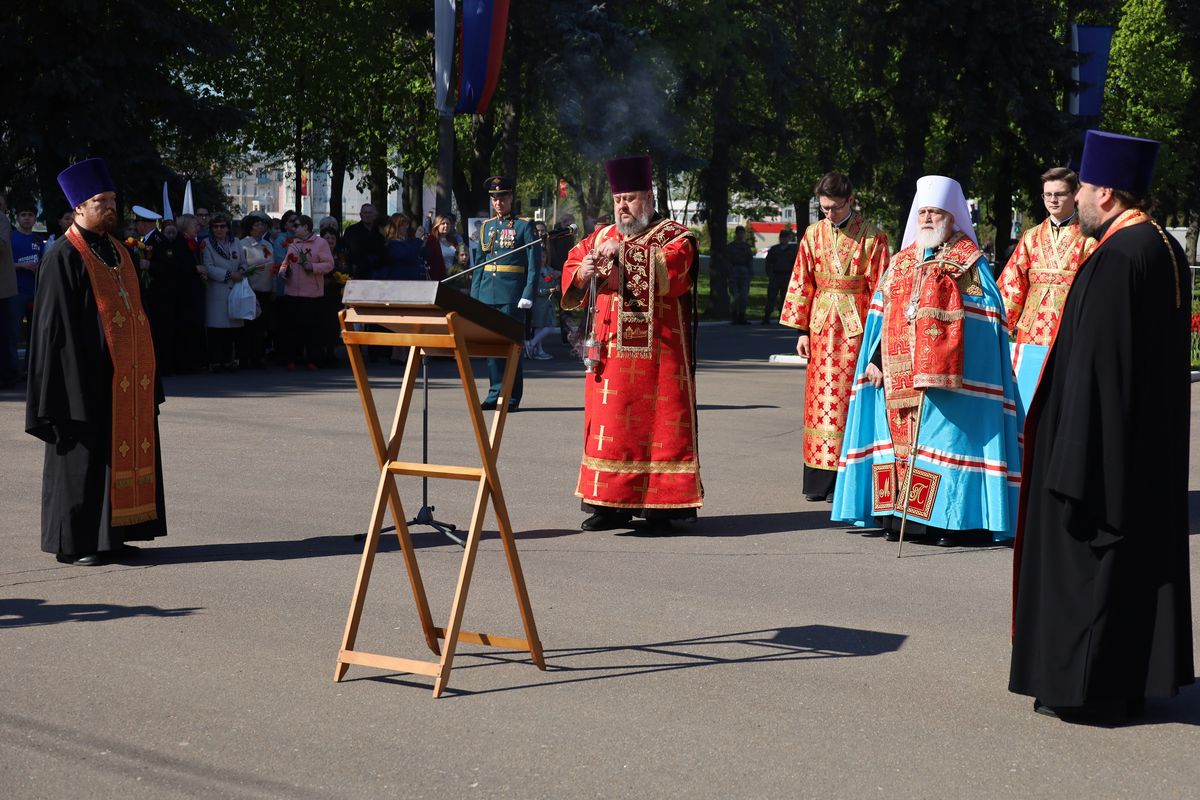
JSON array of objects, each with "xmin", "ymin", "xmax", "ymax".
[{"xmin": 66, "ymin": 227, "xmax": 159, "ymax": 526}]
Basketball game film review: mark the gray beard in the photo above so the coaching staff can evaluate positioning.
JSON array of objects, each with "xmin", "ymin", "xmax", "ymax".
[
  {"xmin": 915, "ymin": 219, "xmax": 952, "ymax": 251},
  {"xmin": 616, "ymin": 210, "xmax": 653, "ymax": 237}
]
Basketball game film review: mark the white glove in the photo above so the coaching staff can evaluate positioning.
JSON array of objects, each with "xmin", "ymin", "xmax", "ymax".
[{"xmin": 517, "ymin": 298, "xmax": 533, "ymax": 310}]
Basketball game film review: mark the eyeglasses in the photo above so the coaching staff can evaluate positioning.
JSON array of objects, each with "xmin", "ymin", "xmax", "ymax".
[
  {"xmin": 1042, "ymin": 192, "xmax": 1071, "ymax": 200},
  {"xmin": 819, "ymin": 198, "xmax": 851, "ymax": 216}
]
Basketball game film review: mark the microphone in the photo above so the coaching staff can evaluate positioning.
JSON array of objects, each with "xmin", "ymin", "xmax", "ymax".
[{"xmin": 543, "ymin": 223, "xmax": 578, "ymax": 239}]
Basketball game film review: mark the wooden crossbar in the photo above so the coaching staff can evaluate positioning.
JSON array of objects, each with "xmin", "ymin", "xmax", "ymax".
[{"xmin": 386, "ymin": 461, "xmax": 484, "ymax": 481}]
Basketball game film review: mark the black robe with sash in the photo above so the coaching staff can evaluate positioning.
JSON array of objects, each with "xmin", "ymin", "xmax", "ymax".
[
  {"xmin": 25, "ymin": 227, "xmax": 167, "ymax": 557},
  {"xmin": 1009, "ymin": 214, "xmax": 1193, "ymax": 707}
]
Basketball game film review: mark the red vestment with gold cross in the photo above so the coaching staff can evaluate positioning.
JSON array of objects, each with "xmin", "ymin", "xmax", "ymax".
[
  {"xmin": 998, "ymin": 218, "xmax": 1096, "ymax": 346},
  {"xmin": 779, "ymin": 212, "xmax": 889, "ymax": 472},
  {"xmin": 561, "ymin": 218, "xmax": 703, "ymax": 510}
]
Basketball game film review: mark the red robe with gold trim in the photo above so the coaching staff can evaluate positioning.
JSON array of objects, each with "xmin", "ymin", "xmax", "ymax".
[
  {"xmin": 878, "ymin": 234, "xmax": 979, "ymax": 464},
  {"xmin": 998, "ymin": 218, "xmax": 1096, "ymax": 346},
  {"xmin": 780, "ymin": 212, "xmax": 889, "ymax": 472},
  {"xmin": 561, "ymin": 218, "xmax": 702, "ymax": 510}
]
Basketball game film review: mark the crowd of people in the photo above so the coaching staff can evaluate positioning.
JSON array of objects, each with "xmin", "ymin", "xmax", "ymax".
[{"xmin": 0, "ymin": 197, "xmax": 575, "ymax": 384}]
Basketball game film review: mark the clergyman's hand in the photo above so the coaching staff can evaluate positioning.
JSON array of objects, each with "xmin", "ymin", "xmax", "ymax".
[
  {"xmin": 796, "ymin": 335, "xmax": 810, "ymax": 359},
  {"xmin": 865, "ymin": 362, "xmax": 884, "ymax": 388}
]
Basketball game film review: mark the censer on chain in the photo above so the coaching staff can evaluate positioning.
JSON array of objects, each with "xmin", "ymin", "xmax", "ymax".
[{"xmin": 582, "ymin": 254, "xmax": 610, "ymax": 374}]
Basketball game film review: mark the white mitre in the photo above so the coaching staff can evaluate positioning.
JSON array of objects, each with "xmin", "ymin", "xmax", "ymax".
[{"xmin": 900, "ymin": 175, "xmax": 978, "ymax": 249}]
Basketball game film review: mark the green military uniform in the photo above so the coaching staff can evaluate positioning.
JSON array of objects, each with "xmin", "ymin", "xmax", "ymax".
[{"xmin": 470, "ymin": 176, "xmax": 539, "ymax": 408}]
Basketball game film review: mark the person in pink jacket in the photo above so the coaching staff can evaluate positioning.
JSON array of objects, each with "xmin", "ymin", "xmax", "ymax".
[{"xmin": 278, "ymin": 214, "xmax": 333, "ymax": 370}]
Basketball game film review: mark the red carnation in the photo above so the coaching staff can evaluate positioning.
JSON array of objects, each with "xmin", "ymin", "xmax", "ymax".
[{"xmin": 287, "ymin": 253, "xmax": 299, "ymax": 263}]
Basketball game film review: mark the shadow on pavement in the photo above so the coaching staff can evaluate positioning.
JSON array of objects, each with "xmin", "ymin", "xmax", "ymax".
[
  {"xmin": 0, "ymin": 597, "xmax": 201, "ymax": 628},
  {"xmin": 353, "ymin": 624, "xmax": 908, "ymax": 697},
  {"xmin": 614, "ymin": 510, "xmax": 837, "ymax": 537},
  {"xmin": 125, "ymin": 527, "xmax": 583, "ymax": 566}
]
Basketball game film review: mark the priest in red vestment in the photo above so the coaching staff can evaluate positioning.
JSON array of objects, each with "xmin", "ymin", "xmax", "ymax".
[{"xmin": 561, "ymin": 155, "xmax": 703, "ymax": 531}]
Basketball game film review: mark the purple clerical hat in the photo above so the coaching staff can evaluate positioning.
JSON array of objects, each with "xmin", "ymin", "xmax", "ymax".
[
  {"xmin": 1078, "ymin": 130, "xmax": 1159, "ymax": 194},
  {"xmin": 604, "ymin": 155, "xmax": 653, "ymax": 194},
  {"xmin": 57, "ymin": 158, "xmax": 116, "ymax": 208}
]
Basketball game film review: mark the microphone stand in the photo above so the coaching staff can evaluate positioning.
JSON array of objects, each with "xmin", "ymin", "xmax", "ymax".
[
  {"xmin": 440, "ymin": 225, "xmax": 577, "ymax": 284},
  {"xmin": 407, "ymin": 354, "xmax": 464, "ymax": 546}
]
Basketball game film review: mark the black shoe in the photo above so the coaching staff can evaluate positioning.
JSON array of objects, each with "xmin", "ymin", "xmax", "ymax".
[
  {"xmin": 884, "ymin": 530, "xmax": 901, "ymax": 542},
  {"xmin": 860, "ymin": 529, "xmax": 885, "ymax": 538},
  {"xmin": 480, "ymin": 399, "xmax": 498, "ymax": 410},
  {"xmin": 508, "ymin": 402, "xmax": 520, "ymax": 413},
  {"xmin": 581, "ymin": 512, "xmax": 634, "ymax": 531},
  {"xmin": 804, "ymin": 493, "xmax": 824, "ymax": 502},
  {"xmin": 935, "ymin": 535, "xmax": 956, "ymax": 547},
  {"xmin": 1033, "ymin": 700, "xmax": 1060, "ymax": 719},
  {"xmin": 56, "ymin": 553, "xmax": 101, "ymax": 566}
]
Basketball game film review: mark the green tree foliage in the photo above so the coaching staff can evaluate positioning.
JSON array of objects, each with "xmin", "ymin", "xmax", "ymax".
[{"xmin": 0, "ymin": 0, "xmax": 244, "ymax": 223}]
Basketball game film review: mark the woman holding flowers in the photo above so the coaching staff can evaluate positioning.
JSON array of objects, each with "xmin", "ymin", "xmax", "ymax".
[{"xmin": 278, "ymin": 214, "xmax": 334, "ymax": 370}]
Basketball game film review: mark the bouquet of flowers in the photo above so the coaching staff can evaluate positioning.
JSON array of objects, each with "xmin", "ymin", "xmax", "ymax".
[
  {"xmin": 123, "ymin": 237, "xmax": 154, "ymax": 288},
  {"xmin": 285, "ymin": 248, "xmax": 312, "ymax": 274}
]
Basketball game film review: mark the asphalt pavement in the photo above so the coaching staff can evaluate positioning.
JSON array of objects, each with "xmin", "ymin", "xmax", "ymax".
[{"xmin": 2, "ymin": 322, "xmax": 1198, "ymax": 799}]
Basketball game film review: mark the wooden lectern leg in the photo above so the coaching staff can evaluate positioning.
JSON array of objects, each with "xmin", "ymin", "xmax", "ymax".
[
  {"xmin": 432, "ymin": 479, "xmax": 492, "ymax": 697},
  {"xmin": 335, "ymin": 466, "xmax": 396, "ymax": 681}
]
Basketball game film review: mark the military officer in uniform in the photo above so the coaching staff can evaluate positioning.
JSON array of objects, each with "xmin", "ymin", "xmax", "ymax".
[{"xmin": 471, "ymin": 175, "xmax": 539, "ymax": 411}]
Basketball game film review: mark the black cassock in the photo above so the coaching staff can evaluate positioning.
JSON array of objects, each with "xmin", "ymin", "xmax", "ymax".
[
  {"xmin": 25, "ymin": 229, "xmax": 167, "ymax": 557},
  {"xmin": 1009, "ymin": 217, "xmax": 1194, "ymax": 707}
]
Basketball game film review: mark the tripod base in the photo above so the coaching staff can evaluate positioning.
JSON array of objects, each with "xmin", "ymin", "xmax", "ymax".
[
  {"xmin": 409, "ymin": 505, "xmax": 464, "ymax": 547},
  {"xmin": 353, "ymin": 510, "xmax": 463, "ymax": 547}
]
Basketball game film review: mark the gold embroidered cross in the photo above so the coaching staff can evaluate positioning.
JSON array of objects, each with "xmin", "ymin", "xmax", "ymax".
[
  {"xmin": 590, "ymin": 472, "xmax": 608, "ymax": 497},
  {"xmin": 923, "ymin": 322, "xmax": 943, "ymax": 340},
  {"xmin": 141, "ymin": 438, "xmax": 151, "ymax": 453},
  {"xmin": 112, "ymin": 311, "xmax": 127, "ymax": 328},
  {"xmin": 638, "ymin": 434, "xmax": 663, "ymax": 451},
  {"xmin": 666, "ymin": 414, "xmax": 690, "ymax": 434},
  {"xmin": 600, "ymin": 379, "xmax": 618, "ymax": 405},
  {"xmin": 140, "ymin": 375, "xmax": 151, "ymax": 391},
  {"xmin": 619, "ymin": 360, "xmax": 647, "ymax": 381},
  {"xmin": 616, "ymin": 407, "xmax": 639, "ymax": 430},
  {"xmin": 632, "ymin": 476, "xmax": 658, "ymax": 502},
  {"xmin": 120, "ymin": 376, "xmax": 131, "ymax": 393},
  {"xmin": 119, "ymin": 441, "xmax": 130, "ymax": 458},
  {"xmin": 675, "ymin": 365, "xmax": 690, "ymax": 390},
  {"xmin": 592, "ymin": 425, "xmax": 614, "ymax": 452}
]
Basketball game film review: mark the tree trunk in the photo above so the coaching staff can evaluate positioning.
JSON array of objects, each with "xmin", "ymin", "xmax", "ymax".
[
  {"xmin": 329, "ymin": 139, "xmax": 347, "ymax": 225},
  {"xmin": 368, "ymin": 137, "xmax": 389, "ymax": 213},
  {"xmin": 656, "ymin": 163, "xmax": 671, "ymax": 220},
  {"xmin": 403, "ymin": 168, "xmax": 425, "ymax": 222},
  {"xmin": 700, "ymin": 76, "xmax": 734, "ymax": 316},
  {"xmin": 500, "ymin": 45, "xmax": 522, "ymax": 186},
  {"xmin": 35, "ymin": 151, "xmax": 70, "ymax": 234},
  {"xmin": 991, "ymin": 131, "xmax": 1018, "ymax": 267},
  {"xmin": 293, "ymin": 120, "xmax": 303, "ymax": 213},
  {"xmin": 1186, "ymin": 208, "xmax": 1198, "ymax": 265}
]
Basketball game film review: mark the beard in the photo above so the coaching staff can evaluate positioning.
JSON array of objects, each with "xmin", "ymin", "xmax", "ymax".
[
  {"xmin": 914, "ymin": 218, "xmax": 952, "ymax": 251},
  {"xmin": 616, "ymin": 207, "xmax": 653, "ymax": 237},
  {"xmin": 98, "ymin": 209, "xmax": 119, "ymax": 234},
  {"xmin": 1078, "ymin": 202, "xmax": 1101, "ymax": 238}
]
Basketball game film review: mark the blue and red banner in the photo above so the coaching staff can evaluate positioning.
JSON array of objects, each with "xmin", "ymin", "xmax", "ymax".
[{"xmin": 453, "ymin": 0, "xmax": 510, "ymax": 116}]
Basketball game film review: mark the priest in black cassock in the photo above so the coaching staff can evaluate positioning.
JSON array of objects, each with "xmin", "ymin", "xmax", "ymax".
[
  {"xmin": 1009, "ymin": 130, "xmax": 1194, "ymax": 723},
  {"xmin": 25, "ymin": 158, "xmax": 168, "ymax": 566}
]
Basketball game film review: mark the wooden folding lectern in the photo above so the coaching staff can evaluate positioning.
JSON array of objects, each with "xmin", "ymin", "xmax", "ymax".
[{"xmin": 334, "ymin": 280, "xmax": 545, "ymax": 696}]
